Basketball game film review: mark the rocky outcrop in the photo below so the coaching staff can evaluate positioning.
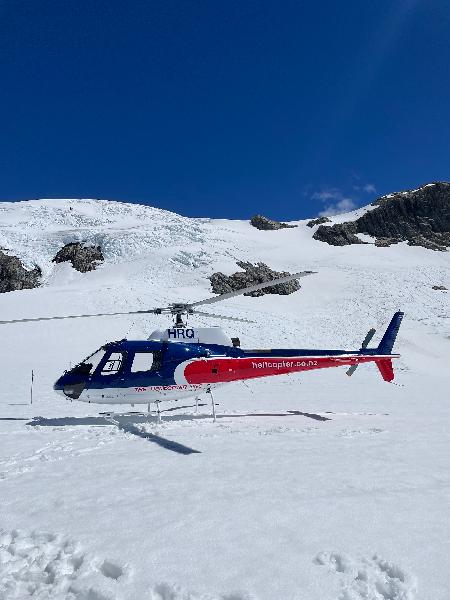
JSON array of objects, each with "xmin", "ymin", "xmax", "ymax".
[
  {"xmin": 52, "ymin": 242, "xmax": 104, "ymax": 272},
  {"xmin": 0, "ymin": 252, "xmax": 41, "ymax": 293},
  {"xmin": 306, "ymin": 216, "xmax": 331, "ymax": 228},
  {"xmin": 314, "ymin": 223, "xmax": 365, "ymax": 246},
  {"xmin": 209, "ymin": 261, "xmax": 301, "ymax": 296},
  {"xmin": 250, "ymin": 215, "xmax": 297, "ymax": 231},
  {"xmin": 313, "ymin": 182, "xmax": 450, "ymax": 250}
]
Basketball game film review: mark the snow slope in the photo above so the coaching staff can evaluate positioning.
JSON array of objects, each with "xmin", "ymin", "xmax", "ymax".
[{"xmin": 0, "ymin": 199, "xmax": 449, "ymax": 600}]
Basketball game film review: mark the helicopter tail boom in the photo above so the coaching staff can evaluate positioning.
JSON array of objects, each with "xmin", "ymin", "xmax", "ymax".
[{"xmin": 175, "ymin": 312, "xmax": 404, "ymax": 386}]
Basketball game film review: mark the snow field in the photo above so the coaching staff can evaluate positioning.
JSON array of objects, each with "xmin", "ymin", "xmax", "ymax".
[{"xmin": 0, "ymin": 199, "xmax": 449, "ymax": 599}]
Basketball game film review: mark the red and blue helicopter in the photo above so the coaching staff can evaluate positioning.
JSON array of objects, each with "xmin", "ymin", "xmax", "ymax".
[{"xmin": 2, "ymin": 271, "xmax": 404, "ymax": 419}]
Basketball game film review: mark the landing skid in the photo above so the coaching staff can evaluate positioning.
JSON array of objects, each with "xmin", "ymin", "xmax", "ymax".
[{"xmin": 99, "ymin": 393, "xmax": 218, "ymax": 423}]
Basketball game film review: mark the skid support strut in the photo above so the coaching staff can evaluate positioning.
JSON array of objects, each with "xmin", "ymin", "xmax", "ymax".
[
  {"xmin": 156, "ymin": 401, "xmax": 162, "ymax": 423},
  {"xmin": 207, "ymin": 386, "xmax": 216, "ymax": 422}
]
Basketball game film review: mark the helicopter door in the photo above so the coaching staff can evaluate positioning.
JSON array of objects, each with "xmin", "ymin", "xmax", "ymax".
[{"xmin": 93, "ymin": 351, "xmax": 128, "ymax": 385}]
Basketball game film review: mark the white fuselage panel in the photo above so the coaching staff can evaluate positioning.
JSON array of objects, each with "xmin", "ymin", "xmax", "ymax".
[{"xmin": 148, "ymin": 327, "xmax": 233, "ymax": 346}]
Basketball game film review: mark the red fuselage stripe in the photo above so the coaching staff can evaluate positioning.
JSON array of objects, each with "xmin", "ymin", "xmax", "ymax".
[{"xmin": 183, "ymin": 355, "xmax": 398, "ymax": 384}]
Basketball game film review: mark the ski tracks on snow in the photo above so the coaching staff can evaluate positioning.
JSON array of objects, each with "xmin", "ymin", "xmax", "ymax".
[{"xmin": 314, "ymin": 550, "xmax": 416, "ymax": 600}]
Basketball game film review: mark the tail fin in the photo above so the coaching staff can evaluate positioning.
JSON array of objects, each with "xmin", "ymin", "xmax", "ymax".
[
  {"xmin": 377, "ymin": 311, "xmax": 404, "ymax": 355},
  {"xmin": 375, "ymin": 311, "xmax": 404, "ymax": 382},
  {"xmin": 375, "ymin": 359, "xmax": 395, "ymax": 382}
]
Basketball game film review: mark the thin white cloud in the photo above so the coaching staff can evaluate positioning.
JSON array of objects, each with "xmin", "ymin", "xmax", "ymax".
[
  {"xmin": 311, "ymin": 186, "xmax": 358, "ymax": 217},
  {"xmin": 311, "ymin": 190, "xmax": 340, "ymax": 201},
  {"xmin": 362, "ymin": 183, "xmax": 376, "ymax": 194},
  {"xmin": 352, "ymin": 183, "xmax": 377, "ymax": 194},
  {"xmin": 319, "ymin": 198, "xmax": 357, "ymax": 217}
]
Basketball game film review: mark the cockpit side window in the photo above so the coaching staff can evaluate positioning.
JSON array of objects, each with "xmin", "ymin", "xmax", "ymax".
[{"xmin": 101, "ymin": 352, "xmax": 125, "ymax": 375}]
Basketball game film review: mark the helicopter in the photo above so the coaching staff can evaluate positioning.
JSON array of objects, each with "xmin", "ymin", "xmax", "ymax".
[{"xmin": 2, "ymin": 271, "xmax": 404, "ymax": 420}]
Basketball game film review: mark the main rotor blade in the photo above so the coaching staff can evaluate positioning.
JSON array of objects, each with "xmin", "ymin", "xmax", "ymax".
[
  {"xmin": 0, "ymin": 309, "xmax": 158, "ymax": 325},
  {"xmin": 193, "ymin": 310, "xmax": 255, "ymax": 323},
  {"xmin": 189, "ymin": 271, "xmax": 317, "ymax": 309}
]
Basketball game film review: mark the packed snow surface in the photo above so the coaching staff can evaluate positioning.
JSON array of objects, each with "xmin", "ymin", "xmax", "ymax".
[{"xmin": 0, "ymin": 199, "xmax": 449, "ymax": 600}]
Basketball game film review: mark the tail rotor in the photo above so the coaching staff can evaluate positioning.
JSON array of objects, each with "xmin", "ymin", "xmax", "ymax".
[{"xmin": 346, "ymin": 327, "xmax": 376, "ymax": 377}]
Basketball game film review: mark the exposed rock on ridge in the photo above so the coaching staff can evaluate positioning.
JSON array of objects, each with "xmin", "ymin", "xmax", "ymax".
[
  {"xmin": 306, "ymin": 216, "xmax": 331, "ymax": 228},
  {"xmin": 52, "ymin": 242, "xmax": 104, "ymax": 272},
  {"xmin": 0, "ymin": 252, "xmax": 41, "ymax": 293},
  {"xmin": 209, "ymin": 261, "xmax": 301, "ymax": 296},
  {"xmin": 250, "ymin": 215, "xmax": 297, "ymax": 230},
  {"xmin": 313, "ymin": 182, "xmax": 450, "ymax": 250}
]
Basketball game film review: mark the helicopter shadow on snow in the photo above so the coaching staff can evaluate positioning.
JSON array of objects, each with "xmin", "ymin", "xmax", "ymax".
[
  {"xmin": 22, "ymin": 406, "xmax": 330, "ymax": 455},
  {"xmin": 26, "ymin": 413, "xmax": 202, "ymax": 455}
]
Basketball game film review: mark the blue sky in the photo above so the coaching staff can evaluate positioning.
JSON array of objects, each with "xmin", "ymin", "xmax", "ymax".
[{"xmin": 0, "ymin": 0, "xmax": 448, "ymax": 220}]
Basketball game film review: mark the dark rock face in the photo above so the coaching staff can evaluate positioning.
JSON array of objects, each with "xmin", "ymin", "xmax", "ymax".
[
  {"xmin": 314, "ymin": 223, "xmax": 365, "ymax": 246},
  {"xmin": 432, "ymin": 285, "xmax": 447, "ymax": 291},
  {"xmin": 52, "ymin": 242, "xmax": 104, "ymax": 273},
  {"xmin": 313, "ymin": 182, "xmax": 450, "ymax": 251},
  {"xmin": 306, "ymin": 216, "xmax": 331, "ymax": 228},
  {"xmin": 0, "ymin": 251, "xmax": 41, "ymax": 293},
  {"xmin": 209, "ymin": 261, "xmax": 301, "ymax": 296},
  {"xmin": 250, "ymin": 215, "xmax": 297, "ymax": 231}
]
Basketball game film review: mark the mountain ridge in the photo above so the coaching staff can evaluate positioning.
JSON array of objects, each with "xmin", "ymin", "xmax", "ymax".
[
  {"xmin": 312, "ymin": 181, "xmax": 450, "ymax": 250},
  {"xmin": 0, "ymin": 183, "xmax": 449, "ymax": 303}
]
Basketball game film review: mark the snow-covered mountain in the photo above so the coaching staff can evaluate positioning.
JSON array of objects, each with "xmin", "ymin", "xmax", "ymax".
[
  {"xmin": 312, "ymin": 181, "xmax": 450, "ymax": 250},
  {"xmin": 0, "ymin": 196, "xmax": 449, "ymax": 600}
]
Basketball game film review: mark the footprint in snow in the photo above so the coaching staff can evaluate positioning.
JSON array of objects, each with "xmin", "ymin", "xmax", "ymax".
[
  {"xmin": 0, "ymin": 529, "xmax": 256, "ymax": 600},
  {"xmin": 0, "ymin": 528, "xmax": 128, "ymax": 600},
  {"xmin": 314, "ymin": 550, "xmax": 416, "ymax": 600}
]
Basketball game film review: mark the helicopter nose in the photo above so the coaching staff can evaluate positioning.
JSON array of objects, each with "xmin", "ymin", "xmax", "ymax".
[
  {"xmin": 53, "ymin": 376, "xmax": 67, "ymax": 398},
  {"xmin": 53, "ymin": 377, "xmax": 65, "ymax": 397},
  {"xmin": 53, "ymin": 374, "xmax": 87, "ymax": 400}
]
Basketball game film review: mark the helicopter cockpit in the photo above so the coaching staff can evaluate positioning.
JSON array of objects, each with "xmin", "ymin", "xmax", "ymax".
[
  {"xmin": 54, "ymin": 342, "xmax": 165, "ymax": 400},
  {"xmin": 56, "ymin": 346, "xmax": 110, "ymax": 399}
]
